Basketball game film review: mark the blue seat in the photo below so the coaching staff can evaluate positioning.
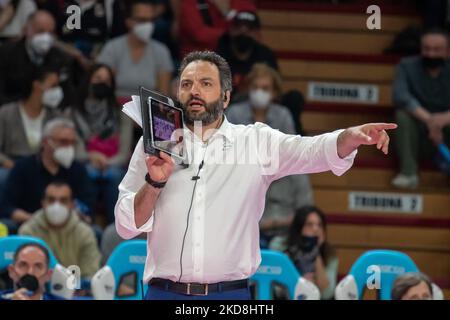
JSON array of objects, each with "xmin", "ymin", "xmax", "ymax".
[
  {"xmin": 335, "ymin": 250, "xmax": 420, "ymax": 300},
  {"xmin": 250, "ymin": 249, "xmax": 320, "ymax": 300},
  {"xmin": 0, "ymin": 235, "xmax": 58, "ymax": 270},
  {"xmin": 0, "ymin": 235, "xmax": 75, "ymax": 299},
  {"xmin": 91, "ymin": 240, "xmax": 147, "ymax": 300}
]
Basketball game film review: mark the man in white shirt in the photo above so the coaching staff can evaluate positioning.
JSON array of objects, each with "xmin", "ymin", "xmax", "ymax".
[{"xmin": 115, "ymin": 51, "xmax": 397, "ymax": 300}]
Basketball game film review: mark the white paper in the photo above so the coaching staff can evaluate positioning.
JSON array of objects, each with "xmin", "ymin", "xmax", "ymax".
[{"xmin": 122, "ymin": 95, "xmax": 142, "ymax": 127}]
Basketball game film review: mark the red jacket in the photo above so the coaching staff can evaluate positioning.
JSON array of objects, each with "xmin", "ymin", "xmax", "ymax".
[{"xmin": 178, "ymin": 0, "xmax": 256, "ymax": 57}]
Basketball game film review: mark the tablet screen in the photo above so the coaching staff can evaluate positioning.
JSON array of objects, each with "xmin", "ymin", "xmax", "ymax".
[{"xmin": 149, "ymin": 98, "xmax": 184, "ymax": 157}]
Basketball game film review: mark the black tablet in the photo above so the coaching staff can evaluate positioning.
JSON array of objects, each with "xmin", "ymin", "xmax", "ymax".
[{"xmin": 139, "ymin": 87, "xmax": 185, "ymax": 161}]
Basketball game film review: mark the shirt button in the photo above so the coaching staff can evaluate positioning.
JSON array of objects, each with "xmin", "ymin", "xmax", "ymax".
[
  {"xmin": 196, "ymin": 243, "xmax": 200, "ymax": 247},
  {"xmin": 198, "ymin": 192, "xmax": 202, "ymax": 198},
  {"xmin": 196, "ymin": 216, "xmax": 201, "ymax": 221},
  {"xmin": 195, "ymin": 268, "xmax": 200, "ymax": 272}
]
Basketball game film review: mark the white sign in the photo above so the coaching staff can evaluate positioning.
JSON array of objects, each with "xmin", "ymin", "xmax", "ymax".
[
  {"xmin": 349, "ymin": 191, "xmax": 423, "ymax": 214},
  {"xmin": 308, "ymin": 81, "xmax": 379, "ymax": 104}
]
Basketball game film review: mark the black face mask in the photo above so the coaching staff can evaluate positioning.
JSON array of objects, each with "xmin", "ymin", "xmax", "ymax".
[
  {"xmin": 90, "ymin": 82, "xmax": 112, "ymax": 100},
  {"xmin": 300, "ymin": 235, "xmax": 319, "ymax": 253},
  {"xmin": 231, "ymin": 34, "xmax": 256, "ymax": 54},
  {"xmin": 422, "ymin": 56, "xmax": 446, "ymax": 69}
]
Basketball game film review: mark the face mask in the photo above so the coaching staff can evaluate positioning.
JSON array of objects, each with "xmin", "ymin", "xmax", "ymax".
[
  {"xmin": 44, "ymin": 201, "xmax": 70, "ymax": 226},
  {"xmin": 30, "ymin": 32, "xmax": 54, "ymax": 56},
  {"xmin": 232, "ymin": 34, "xmax": 255, "ymax": 53},
  {"xmin": 90, "ymin": 82, "xmax": 112, "ymax": 100},
  {"xmin": 52, "ymin": 145, "xmax": 75, "ymax": 168},
  {"xmin": 133, "ymin": 22, "xmax": 154, "ymax": 43},
  {"xmin": 249, "ymin": 89, "xmax": 271, "ymax": 109},
  {"xmin": 300, "ymin": 235, "xmax": 319, "ymax": 252},
  {"xmin": 42, "ymin": 86, "xmax": 64, "ymax": 108},
  {"xmin": 422, "ymin": 56, "xmax": 446, "ymax": 69}
]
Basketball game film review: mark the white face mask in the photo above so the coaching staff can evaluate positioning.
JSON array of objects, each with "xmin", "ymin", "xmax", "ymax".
[
  {"xmin": 249, "ymin": 89, "xmax": 272, "ymax": 110},
  {"xmin": 42, "ymin": 86, "xmax": 64, "ymax": 108},
  {"xmin": 133, "ymin": 22, "xmax": 154, "ymax": 43},
  {"xmin": 53, "ymin": 145, "xmax": 75, "ymax": 168},
  {"xmin": 44, "ymin": 202, "xmax": 70, "ymax": 227},
  {"xmin": 30, "ymin": 32, "xmax": 54, "ymax": 56}
]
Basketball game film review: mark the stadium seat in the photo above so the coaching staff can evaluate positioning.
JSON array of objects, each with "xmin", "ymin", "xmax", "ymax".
[
  {"xmin": 335, "ymin": 249, "xmax": 444, "ymax": 300},
  {"xmin": 91, "ymin": 239, "xmax": 147, "ymax": 300},
  {"xmin": 250, "ymin": 249, "xmax": 320, "ymax": 300},
  {"xmin": 0, "ymin": 235, "xmax": 75, "ymax": 299}
]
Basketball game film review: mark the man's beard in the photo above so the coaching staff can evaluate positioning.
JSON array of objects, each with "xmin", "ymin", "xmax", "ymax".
[{"xmin": 181, "ymin": 96, "xmax": 224, "ymax": 126}]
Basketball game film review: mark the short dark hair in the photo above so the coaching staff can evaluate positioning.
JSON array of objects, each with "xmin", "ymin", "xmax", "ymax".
[
  {"xmin": 44, "ymin": 180, "xmax": 73, "ymax": 198},
  {"xmin": 126, "ymin": 0, "xmax": 159, "ymax": 18},
  {"xmin": 391, "ymin": 272, "xmax": 433, "ymax": 300},
  {"xmin": 13, "ymin": 243, "xmax": 51, "ymax": 268},
  {"xmin": 22, "ymin": 68, "xmax": 58, "ymax": 99},
  {"xmin": 178, "ymin": 51, "xmax": 233, "ymax": 95},
  {"xmin": 421, "ymin": 27, "xmax": 450, "ymax": 46}
]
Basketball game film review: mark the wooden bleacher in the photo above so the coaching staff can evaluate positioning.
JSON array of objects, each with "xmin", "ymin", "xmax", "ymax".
[{"xmin": 256, "ymin": 0, "xmax": 450, "ymax": 299}]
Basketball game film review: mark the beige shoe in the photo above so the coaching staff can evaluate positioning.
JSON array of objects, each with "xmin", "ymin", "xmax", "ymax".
[{"xmin": 391, "ymin": 174, "xmax": 419, "ymax": 189}]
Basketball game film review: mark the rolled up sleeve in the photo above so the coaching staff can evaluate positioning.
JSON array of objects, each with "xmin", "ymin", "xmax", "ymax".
[
  {"xmin": 323, "ymin": 129, "xmax": 358, "ymax": 176},
  {"xmin": 114, "ymin": 137, "xmax": 154, "ymax": 239}
]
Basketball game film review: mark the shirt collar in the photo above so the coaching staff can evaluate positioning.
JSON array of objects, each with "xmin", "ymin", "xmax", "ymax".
[{"xmin": 184, "ymin": 115, "xmax": 235, "ymax": 144}]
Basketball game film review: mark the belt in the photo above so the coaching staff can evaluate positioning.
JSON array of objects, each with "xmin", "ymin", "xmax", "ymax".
[{"xmin": 149, "ymin": 278, "xmax": 249, "ymax": 296}]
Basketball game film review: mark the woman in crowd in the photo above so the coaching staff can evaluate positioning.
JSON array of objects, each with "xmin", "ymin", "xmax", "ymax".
[{"xmin": 270, "ymin": 205, "xmax": 339, "ymax": 300}]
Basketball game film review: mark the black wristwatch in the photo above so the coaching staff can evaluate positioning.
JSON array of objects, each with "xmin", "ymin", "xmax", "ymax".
[{"xmin": 145, "ymin": 173, "xmax": 167, "ymax": 189}]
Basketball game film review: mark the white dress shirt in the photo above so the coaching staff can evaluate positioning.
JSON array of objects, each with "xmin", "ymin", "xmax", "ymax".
[{"xmin": 114, "ymin": 116, "xmax": 357, "ymax": 284}]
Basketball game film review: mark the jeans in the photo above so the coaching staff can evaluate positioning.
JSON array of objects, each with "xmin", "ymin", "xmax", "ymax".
[{"xmin": 395, "ymin": 109, "xmax": 450, "ymax": 175}]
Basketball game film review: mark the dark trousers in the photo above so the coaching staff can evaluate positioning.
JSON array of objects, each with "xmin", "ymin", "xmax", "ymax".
[{"xmin": 145, "ymin": 285, "xmax": 252, "ymax": 300}]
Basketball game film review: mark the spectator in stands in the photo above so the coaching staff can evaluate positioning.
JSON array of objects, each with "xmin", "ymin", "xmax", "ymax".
[
  {"xmin": 0, "ymin": 10, "xmax": 77, "ymax": 107},
  {"xmin": 391, "ymin": 272, "xmax": 433, "ymax": 300},
  {"xmin": 0, "ymin": 243, "xmax": 64, "ymax": 300},
  {"xmin": 217, "ymin": 11, "xmax": 305, "ymax": 134},
  {"xmin": 226, "ymin": 64, "xmax": 314, "ymax": 246},
  {"xmin": 217, "ymin": 11, "xmax": 276, "ymax": 93},
  {"xmin": 0, "ymin": 0, "xmax": 36, "ymax": 41},
  {"xmin": 392, "ymin": 28, "xmax": 450, "ymax": 189},
  {"xmin": 58, "ymin": 0, "xmax": 127, "ymax": 58},
  {"xmin": 19, "ymin": 181, "xmax": 101, "ymax": 278},
  {"xmin": 70, "ymin": 63, "xmax": 133, "ymax": 223},
  {"xmin": 0, "ymin": 68, "xmax": 62, "ymax": 203},
  {"xmin": 96, "ymin": 0, "xmax": 173, "ymax": 98},
  {"xmin": 0, "ymin": 69, "xmax": 62, "ymax": 166},
  {"xmin": 270, "ymin": 206, "xmax": 338, "ymax": 300},
  {"xmin": 0, "ymin": 118, "xmax": 96, "ymax": 234},
  {"xmin": 177, "ymin": 0, "xmax": 255, "ymax": 57}
]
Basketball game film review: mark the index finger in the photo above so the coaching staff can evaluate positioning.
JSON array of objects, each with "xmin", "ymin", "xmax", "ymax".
[
  {"xmin": 367, "ymin": 123, "xmax": 398, "ymax": 131},
  {"xmin": 159, "ymin": 151, "xmax": 175, "ymax": 164}
]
